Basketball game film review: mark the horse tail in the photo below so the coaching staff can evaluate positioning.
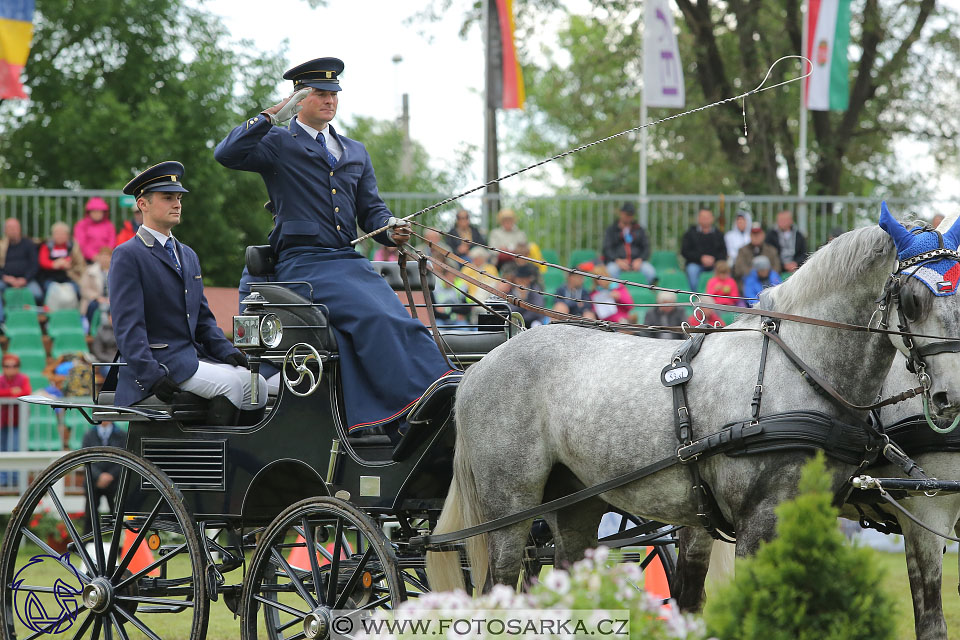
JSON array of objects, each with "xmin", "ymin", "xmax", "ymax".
[
  {"xmin": 425, "ymin": 398, "xmax": 489, "ymax": 594},
  {"xmin": 707, "ymin": 540, "xmax": 736, "ymax": 587}
]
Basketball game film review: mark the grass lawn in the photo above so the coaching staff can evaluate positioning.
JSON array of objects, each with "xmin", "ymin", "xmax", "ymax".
[{"xmin": 6, "ymin": 540, "xmax": 960, "ymax": 639}]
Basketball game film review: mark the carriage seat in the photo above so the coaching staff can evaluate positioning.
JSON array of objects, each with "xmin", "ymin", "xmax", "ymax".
[
  {"xmin": 391, "ymin": 372, "xmax": 462, "ymax": 461},
  {"xmin": 95, "ymin": 390, "xmax": 210, "ymax": 422},
  {"xmin": 435, "ymin": 329, "xmax": 508, "ymax": 358},
  {"xmin": 371, "ymin": 261, "xmax": 435, "ymax": 291}
]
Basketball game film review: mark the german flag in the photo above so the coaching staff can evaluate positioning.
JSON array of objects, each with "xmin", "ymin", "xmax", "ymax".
[
  {"xmin": 0, "ymin": 0, "xmax": 34, "ymax": 99},
  {"xmin": 487, "ymin": 0, "xmax": 525, "ymax": 110}
]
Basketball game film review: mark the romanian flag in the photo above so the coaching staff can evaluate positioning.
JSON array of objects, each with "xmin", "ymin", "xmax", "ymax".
[
  {"xmin": 0, "ymin": 0, "xmax": 33, "ymax": 99},
  {"xmin": 805, "ymin": 0, "xmax": 851, "ymax": 111},
  {"xmin": 488, "ymin": 0, "xmax": 525, "ymax": 110}
]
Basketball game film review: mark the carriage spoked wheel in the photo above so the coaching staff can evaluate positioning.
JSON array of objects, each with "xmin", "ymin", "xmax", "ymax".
[
  {"xmin": 0, "ymin": 447, "xmax": 208, "ymax": 640},
  {"xmin": 520, "ymin": 511, "xmax": 678, "ymax": 599},
  {"xmin": 239, "ymin": 497, "xmax": 405, "ymax": 640}
]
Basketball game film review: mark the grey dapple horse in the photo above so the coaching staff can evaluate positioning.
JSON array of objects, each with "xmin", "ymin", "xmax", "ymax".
[{"xmin": 427, "ymin": 207, "xmax": 960, "ymax": 598}]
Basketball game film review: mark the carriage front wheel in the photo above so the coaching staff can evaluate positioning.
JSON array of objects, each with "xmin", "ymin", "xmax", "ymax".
[
  {"xmin": 0, "ymin": 447, "xmax": 209, "ymax": 639},
  {"xmin": 239, "ymin": 496, "xmax": 405, "ymax": 640}
]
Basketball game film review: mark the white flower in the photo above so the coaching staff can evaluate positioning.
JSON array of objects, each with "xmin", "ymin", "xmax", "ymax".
[
  {"xmin": 542, "ymin": 569, "xmax": 571, "ymax": 595},
  {"xmin": 592, "ymin": 545, "xmax": 610, "ymax": 564}
]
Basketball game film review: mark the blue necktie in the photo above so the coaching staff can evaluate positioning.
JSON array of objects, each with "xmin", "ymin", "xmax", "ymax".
[
  {"xmin": 164, "ymin": 239, "xmax": 181, "ymax": 273},
  {"xmin": 317, "ymin": 132, "xmax": 338, "ymax": 166}
]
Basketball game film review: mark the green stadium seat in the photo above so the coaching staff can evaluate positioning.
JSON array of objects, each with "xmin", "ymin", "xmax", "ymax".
[
  {"xmin": 27, "ymin": 405, "xmax": 60, "ymax": 451},
  {"xmin": 650, "ymin": 251, "xmax": 680, "ymax": 273},
  {"xmin": 52, "ymin": 334, "xmax": 89, "ymax": 358},
  {"xmin": 3, "ymin": 287, "xmax": 36, "ymax": 310},
  {"xmin": 47, "ymin": 309, "xmax": 85, "ymax": 339},
  {"xmin": 541, "ymin": 249, "xmax": 560, "ymax": 267},
  {"xmin": 620, "ymin": 271, "xmax": 648, "ymax": 286},
  {"xmin": 28, "ymin": 374, "xmax": 48, "ymax": 392},
  {"xmin": 658, "ymin": 272, "xmax": 689, "ymax": 293},
  {"xmin": 8, "ymin": 334, "xmax": 46, "ymax": 357},
  {"xmin": 4, "ymin": 309, "xmax": 41, "ymax": 338},
  {"xmin": 544, "ymin": 268, "xmax": 566, "ymax": 294},
  {"xmin": 16, "ymin": 352, "xmax": 47, "ymax": 374},
  {"xmin": 780, "ymin": 271, "xmax": 793, "ymax": 281},
  {"xmin": 722, "ymin": 312, "xmax": 739, "ymax": 325},
  {"xmin": 568, "ymin": 249, "xmax": 599, "ymax": 268},
  {"xmin": 697, "ymin": 271, "xmax": 713, "ymax": 292}
]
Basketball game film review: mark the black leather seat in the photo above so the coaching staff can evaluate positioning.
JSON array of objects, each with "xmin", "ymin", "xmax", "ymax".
[
  {"xmin": 435, "ymin": 329, "xmax": 507, "ymax": 358},
  {"xmin": 391, "ymin": 373, "xmax": 462, "ymax": 461},
  {"xmin": 371, "ymin": 261, "xmax": 435, "ymax": 291},
  {"xmin": 96, "ymin": 389, "xmax": 210, "ymax": 422}
]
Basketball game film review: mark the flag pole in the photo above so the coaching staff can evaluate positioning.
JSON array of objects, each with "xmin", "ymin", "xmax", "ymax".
[
  {"xmin": 797, "ymin": 0, "xmax": 809, "ymax": 235},
  {"xmin": 482, "ymin": 0, "xmax": 500, "ymax": 227},
  {"xmin": 639, "ymin": 16, "xmax": 649, "ymax": 228}
]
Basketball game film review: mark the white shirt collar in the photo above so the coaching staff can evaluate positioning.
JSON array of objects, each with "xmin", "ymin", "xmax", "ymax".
[
  {"xmin": 296, "ymin": 120, "xmax": 342, "ymax": 160},
  {"xmin": 142, "ymin": 223, "xmax": 174, "ymax": 245},
  {"xmin": 296, "ymin": 119, "xmax": 325, "ymax": 140}
]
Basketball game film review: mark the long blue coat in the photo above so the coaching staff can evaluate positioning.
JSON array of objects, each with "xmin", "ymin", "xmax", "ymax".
[
  {"xmin": 110, "ymin": 226, "xmax": 237, "ymax": 406},
  {"xmin": 215, "ymin": 117, "xmax": 452, "ymax": 431}
]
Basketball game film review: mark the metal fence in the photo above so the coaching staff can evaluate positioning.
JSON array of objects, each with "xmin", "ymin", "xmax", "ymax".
[{"xmin": 1, "ymin": 189, "xmax": 956, "ymax": 266}]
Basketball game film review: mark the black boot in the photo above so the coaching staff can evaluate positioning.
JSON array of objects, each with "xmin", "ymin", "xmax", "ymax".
[
  {"xmin": 238, "ymin": 407, "xmax": 266, "ymax": 426},
  {"xmin": 207, "ymin": 396, "xmax": 240, "ymax": 426}
]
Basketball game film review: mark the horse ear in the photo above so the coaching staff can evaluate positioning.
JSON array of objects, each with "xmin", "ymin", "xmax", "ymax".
[
  {"xmin": 942, "ymin": 216, "xmax": 960, "ymax": 250},
  {"xmin": 878, "ymin": 201, "xmax": 913, "ymax": 250}
]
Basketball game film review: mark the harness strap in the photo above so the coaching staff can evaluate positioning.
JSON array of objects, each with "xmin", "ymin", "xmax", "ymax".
[
  {"xmin": 751, "ymin": 319, "xmax": 776, "ymax": 422},
  {"xmin": 414, "ymin": 253, "xmax": 459, "ymax": 371},
  {"xmin": 397, "ymin": 248, "xmax": 419, "ymax": 319}
]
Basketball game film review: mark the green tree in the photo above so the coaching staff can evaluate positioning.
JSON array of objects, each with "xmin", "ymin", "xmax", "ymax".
[
  {"xmin": 0, "ymin": 0, "xmax": 285, "ymax": 285},
  {"xmin": 703, "ymin": 453, "xmax": 895, "ymax": 640},
  {"xmin": 423, "ymin": 0, "xmax": 960, "ymax": 197}
]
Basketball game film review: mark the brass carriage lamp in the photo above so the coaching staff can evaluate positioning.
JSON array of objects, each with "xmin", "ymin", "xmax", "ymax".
[{"xmin": 235, "ymin": 292, "xmax": 284, "ymax": 406}]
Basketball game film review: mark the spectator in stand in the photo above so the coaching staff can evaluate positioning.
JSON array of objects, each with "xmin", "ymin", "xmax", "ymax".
[
  {"xmin": 602, "ymin": 202, "xmax": 656, "ymax": 283},
  {"xmin": 0, "ymin": 354, "xmax": 30, "ymax": 486},
  {"xmin": 80, "ymin": 420, "xmax": 126, "ymax": 534},
  {"xmin": 74, "ymin": 197, "xmax": 117, "ymax": 263},
  {"xmin": 80, "ymin": 246, "xmax": 112, "ymax": 331},
  {"xmin": 488, "ymin": 208, "xmax": 528, "ymax": 268},
  {"xmin": 681, "ymin": 208, "xmax": 726, "ymax": 291},
  {"xmin": 91, "ymin": 307, "xmax": 117, "ymax": 363},
  {"xmin": 643, "ymin": 291, "xmax": 685, "ymax": 340},
  {"xmin": 743, "ymin": 254, "xmax": 782, "ymax": 306},
  {"xmin": 445, "ymin": 208, "xmax": 486, "ymax": 261},
  {"xmin": 38, "ymin": 222, "xmax": 85, "ymax": 300},
  {"xmin": 765, "ymin": 210, "xmax": 808, "ymax": 274},
  {"xmin": 686, "ymin": 296, "xmax": 725, "ymax": 327},
  {"xmin": 0, "ymin": 217, "xmax": 43, "ymax": 307},
  {"xmin": 514, "ymin": 240, "xmax": 547, "ymax": 274},
  {"xmin": 461, "ymin": 246, "xmax": 499, "ymax": 304},
  {"xmin": 724, "ymin": 206, "xmax": 752, "ymax": 265},
  {"xmin": 552, "ymin": 264, "xmax": 596, "ymax": 319},
  {"xmin": 504, "ymin": 263, "xmax": 546, "ymax": 327},
  {"xmin": 932, "ymin": 213, "xmax": 945, "ymax": 229},
  {"xmin": 734, "ymin": 221, "xmax": 781, "ymax": 285},
  {"xmin": 705, "ymin": 261, "xmax": 741, "ymax": 307},
  {"xmin": 115, "ymin": 208, "xmax": 143, "ymax": 245},
  {"xmin": 590, "ymin": 264, "xmax": 636, "ymax": 324}
]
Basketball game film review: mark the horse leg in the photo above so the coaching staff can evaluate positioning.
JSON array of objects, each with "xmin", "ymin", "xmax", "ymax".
[
  {"xmin": 900, "ymin": 506, "xmax": 952, "ymax": 640},
  {"xmin": 675, "ymin": 527, "xmax": 715, "ymax": 612},
  {"xmin": 548, "ymin": 497, "xmax": 606, "ymax": 569},
  {"xmin": 486, "ymin": 521, "xmax": 536, "ymax": 590}
]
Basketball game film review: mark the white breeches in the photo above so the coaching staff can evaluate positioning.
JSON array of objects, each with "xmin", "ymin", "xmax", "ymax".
[{"xmin": 180, "ymin": 359, "xmax": 268, "ymax": 409}]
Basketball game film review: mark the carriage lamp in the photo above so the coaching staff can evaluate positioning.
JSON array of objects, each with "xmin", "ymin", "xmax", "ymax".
[
  {"xmin": 232, "ymin": 313, "xmax": 284, "ymax": 349},
  {"xmin": 259, "ymin": 314, "xmax": 284, "ymax": 349}
]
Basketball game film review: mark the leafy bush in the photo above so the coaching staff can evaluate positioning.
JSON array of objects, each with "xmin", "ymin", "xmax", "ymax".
[{"xmin": 704, "ymin": 453, "xmax": 895, "ymax": 640}]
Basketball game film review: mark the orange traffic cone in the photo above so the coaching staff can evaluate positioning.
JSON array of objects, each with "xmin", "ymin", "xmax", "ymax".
[
  {"xmin": 287, "ymin": 535, "xmax": 351, "ymax": 570},
  {"xmin": 643, "ymin": 546, "xmax": 671, "ymax": 607},
  {"xmin": 120, "ymin": 529, "xmax": 160, "ymax": 577}
]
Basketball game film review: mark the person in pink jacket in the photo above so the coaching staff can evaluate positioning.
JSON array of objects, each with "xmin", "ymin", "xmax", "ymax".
[{"xmin": 73, "ymin": 197, "xmax": 117, "ymax": 262}]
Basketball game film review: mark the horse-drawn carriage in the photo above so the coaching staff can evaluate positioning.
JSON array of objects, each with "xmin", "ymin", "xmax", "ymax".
[{"xmin": 0, "ymin": 254, "xmax": 677, "ymax": 640}]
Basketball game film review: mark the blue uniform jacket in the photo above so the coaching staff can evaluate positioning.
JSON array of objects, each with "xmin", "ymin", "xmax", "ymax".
[
  {"xmin": 214, "ymin": 116, "xmax": 394, "ymax": 251},
  {"xmin": 109, "ymin": 226, "xmax": 237, "ymax": 406}
]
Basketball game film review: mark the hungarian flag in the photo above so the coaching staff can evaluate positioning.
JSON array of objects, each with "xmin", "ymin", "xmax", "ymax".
[
  {"xmin": 805, "ymin": 0, "xmax": 851, "ymax": 111},
  {"xmin": 487, "ymin": 0, "xmax": 525, "ymax": 110},
  {"xmin": 0, "ymin": 0, "xmax": 33, "ymax": 99}
]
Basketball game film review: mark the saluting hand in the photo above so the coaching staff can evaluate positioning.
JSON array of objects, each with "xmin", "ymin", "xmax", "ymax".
[{"xmin": 261, "ymin": 88, "xmax": 312, "ymax": 125}]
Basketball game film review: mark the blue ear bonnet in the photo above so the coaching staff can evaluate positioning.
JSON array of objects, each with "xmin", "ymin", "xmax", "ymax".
[{"xmin": 879, "ymin": 201, "xmax": 960, "ymax": 297}]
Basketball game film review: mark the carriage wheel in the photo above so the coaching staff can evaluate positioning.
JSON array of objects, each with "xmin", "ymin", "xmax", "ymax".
[
  {"xmin": 239, "ymin": 497, "xmax": 405, "ymax": 640},
  {"xmin": 520, "ymin": 511, "xmax": 678, "ymax": 600},
  {"xmin": 0, "ymin": 447, "xmax": 208, "ymax": 640}
]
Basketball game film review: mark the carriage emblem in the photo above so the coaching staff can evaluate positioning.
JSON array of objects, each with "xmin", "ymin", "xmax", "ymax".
[
  {"xmin": 12, "ymin": 555, "xmax": 82, "ymax": 634},
  {"xmin": 283, "ymin": 343, "xmax": 323, "ymax": 397}
]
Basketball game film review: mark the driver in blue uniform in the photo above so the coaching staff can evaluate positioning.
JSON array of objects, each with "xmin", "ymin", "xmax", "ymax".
[
  {"xmin": 110, "ymin": 162, "xmax": 268, "ymax": 425},
  {"xmin": 215, "ymin": 57, "xmax": 453, "ymax": 437}
]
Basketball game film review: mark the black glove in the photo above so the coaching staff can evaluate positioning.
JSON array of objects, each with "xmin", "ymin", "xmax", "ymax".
[
  {"xmin": 151, "ymin": 376, "xmax": 181, "ymax": 403},
  {"xmin": 224, "ymin": 352, "xmax": 249, "ymax": 369}
]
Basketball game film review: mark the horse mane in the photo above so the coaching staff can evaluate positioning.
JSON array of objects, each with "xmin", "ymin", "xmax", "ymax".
[{"xmin": 766, "ymin": 223, "xmax": 893, "ymax": 313}]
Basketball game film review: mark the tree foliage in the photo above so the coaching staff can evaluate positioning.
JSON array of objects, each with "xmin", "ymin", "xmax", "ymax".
[
  {"xmin": 703, "ymin": 453, "xmax": 895, "ymax": 640},
  {"xmin": 422, "ymin": 0, "xmax": 960, "ymax": 197}
]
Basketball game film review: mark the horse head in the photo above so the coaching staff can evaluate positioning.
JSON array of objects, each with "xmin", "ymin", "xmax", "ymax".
[{"xmin": 880, "ymin": 201, "xmax": 960, "ymax": 418}]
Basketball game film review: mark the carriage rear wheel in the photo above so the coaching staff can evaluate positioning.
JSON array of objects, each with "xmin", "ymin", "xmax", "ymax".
[
  {"xmin": 0, "ymin": 447, "xmax": 208, "ymax": 640},
  {"xmin": 239, "ymin": 497, "xmax": 405, "ymax": 640}
]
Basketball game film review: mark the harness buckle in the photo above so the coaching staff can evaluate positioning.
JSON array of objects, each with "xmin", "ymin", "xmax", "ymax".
[
  {"xmin": 678, "ymin": 406, "xmax": 689, "ymax": 421},
  {"xmin": 677, "ymin": 444, "xmax": 699, "ymax": 463}
]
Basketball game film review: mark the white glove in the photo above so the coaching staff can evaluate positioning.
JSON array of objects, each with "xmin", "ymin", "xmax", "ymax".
[
  {"xmin": 387, "ymin": 216, "xmax": 411, "ymax": 229},
  {"xmin": 387, "ymin": 216, "xmax": 412, "ymax": 244},
  {"xmin": 264, "ymin": 88, "xmax": 311, "ymax": 125}
]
